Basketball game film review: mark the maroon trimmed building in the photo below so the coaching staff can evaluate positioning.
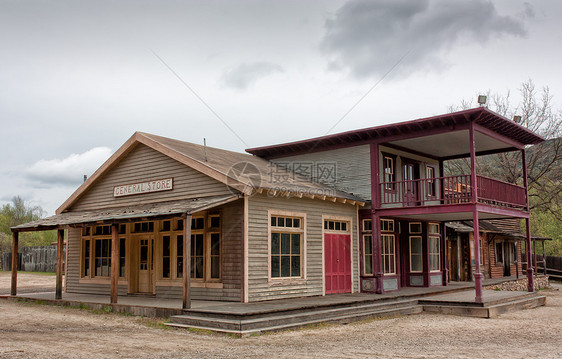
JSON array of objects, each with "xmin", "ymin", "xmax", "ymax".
[{"xmin": 247, "ymin": 107, "xmax": 544, "ymax": 302}]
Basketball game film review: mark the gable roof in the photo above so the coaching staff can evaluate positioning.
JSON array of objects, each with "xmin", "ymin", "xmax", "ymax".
[
  {"xmin": 57, "ymin": 132, "xmax": 364, "ymax": 214},
  {"xmin": 246, "ymin": 107, "xmax": 545, "ymax": 159}
]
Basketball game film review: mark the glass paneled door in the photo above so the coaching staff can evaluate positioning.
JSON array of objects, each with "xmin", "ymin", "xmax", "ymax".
[{"xmin": 134, "ymin": 236, "xmax": 154, "ymax": 293}]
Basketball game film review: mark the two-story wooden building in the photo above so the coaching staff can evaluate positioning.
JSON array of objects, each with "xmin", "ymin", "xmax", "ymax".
[{"xmin": 11, "ymin": 107, "xmax": 544, "ymax": 306}]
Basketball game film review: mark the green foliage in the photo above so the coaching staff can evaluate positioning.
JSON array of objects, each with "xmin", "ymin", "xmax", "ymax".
[
  {"xmin": 530, "ymin": 210, "xmax": 562, "ymax": 256},
  {"xmin": 0, "ymin": 196, "xmax": 56, "ymax": 254}
]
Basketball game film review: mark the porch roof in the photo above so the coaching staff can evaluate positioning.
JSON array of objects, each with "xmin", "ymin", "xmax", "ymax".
[
  {"xmin": 246, "ymin": 107, "xmax": 545, "ymax": 159},
  {"xmin": 12, "ymin": 194, "xmax": 240, "ymax": 232},
  {"xmin": 445, "ymin": 220, "xmax": 551, "ymax": 241}
]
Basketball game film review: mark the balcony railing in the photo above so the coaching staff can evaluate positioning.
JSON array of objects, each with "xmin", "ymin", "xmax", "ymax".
[{"xmin": 380, "ymin": 175, "xmax": 527, "ymax": 210}]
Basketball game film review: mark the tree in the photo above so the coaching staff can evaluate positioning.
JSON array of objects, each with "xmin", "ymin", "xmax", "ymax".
[
  {"xmin": 0, "ymin": 196, "xmax": 55, "ymax": 256},
  {"xmin": 447, "ymin": 79, "xmax": 562, "ymax": 219}
]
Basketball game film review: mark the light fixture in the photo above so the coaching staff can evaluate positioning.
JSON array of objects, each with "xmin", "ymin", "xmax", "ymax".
[
  {"xmin": 477, "ymin": 95, "xmax": 487, "ymax": 106},
  {"xmin": 513, "ymin": 115, "xmax": 521, "ymax": 123}
]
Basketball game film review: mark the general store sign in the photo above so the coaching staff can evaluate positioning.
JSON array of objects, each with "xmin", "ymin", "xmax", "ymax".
[{"xmin": 113, "ymin": 178, "xmax": 173, "ymax": 197}]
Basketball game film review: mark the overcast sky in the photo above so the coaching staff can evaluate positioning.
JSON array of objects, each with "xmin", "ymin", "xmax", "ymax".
[{"xmin": 1, "ymin": 0, "xmax": 561, "ymax": 215}]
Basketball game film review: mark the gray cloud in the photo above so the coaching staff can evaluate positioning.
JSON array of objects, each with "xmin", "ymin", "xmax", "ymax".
[
  {"xmin": 321, "ymin": 0, "xmax": 528, "ymax": 78},
  {"xmin": 222, "ymin": 62, "xmax": 284, "ymax": 90},
  {"xmin": 25, "ymin": 147, "xmax": 112, "ymax": 186}
]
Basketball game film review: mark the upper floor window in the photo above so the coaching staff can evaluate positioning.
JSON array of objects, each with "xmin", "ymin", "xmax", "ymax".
[
  {"xmin": 426, "ymin": 166, "xmax": 436, "ymax": 197},
  {"xmin": 383, "ymin": 155, "xmax": 396, "ymax": 190}
]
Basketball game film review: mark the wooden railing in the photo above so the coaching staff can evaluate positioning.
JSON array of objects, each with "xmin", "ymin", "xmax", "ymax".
[{"xmin": 380, "ymin": 174, "xmax": 527, "ymax": 210}]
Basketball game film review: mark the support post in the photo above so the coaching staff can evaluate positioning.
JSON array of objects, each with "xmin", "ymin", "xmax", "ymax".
[
  {"xmin": 442, "ymin": 221, "xmax": 448, "ymax": 286},
  {"xmin": 525, "ymin": 218, "xmax": 534, "ymax": 292},
  {"xmin": 183, "ymin": 214, "xmax": 192, "ymax": 309},
  {"xmin": 438, "ymin": 159, "xmax": 445, "ymax": 205},
  {"xmin": 110, "ymin": 224, "xmax": 119, "ymax": 304},
  {"xmin": 469, "ymin": 123, "xmax": 483, "ymax": 302},
  {"xmin": 370, "ymin": 143, "xmax": 384, "ymax": 293},
  {"xmin": 56, "ymin": 229, "xmax": 64, "ymax": 300},
  {"xmin": 521, "ymin": 148, "xmax": 534, "ymax": 292},
  {"xmin": 11, "ymin": 231, "xmax": 19, "ymax": 296}
]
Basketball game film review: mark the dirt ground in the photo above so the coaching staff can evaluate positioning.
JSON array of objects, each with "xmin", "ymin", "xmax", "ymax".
[{"xmin": 0, "ymin": 273, "xmax": 561, "ymax": 359}]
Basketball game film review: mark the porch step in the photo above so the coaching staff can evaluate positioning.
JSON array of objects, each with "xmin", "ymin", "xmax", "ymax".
[
  {"xmin": 166, "ymin": 298, "xmax": 421, "ymax": 335},
  {"xmin": 421, "ymin": 294, "xmax": 546, "ymax": 318},
  {"xmin": 418, "ymin": 291, "xmax": 539, "ymax": 307}
]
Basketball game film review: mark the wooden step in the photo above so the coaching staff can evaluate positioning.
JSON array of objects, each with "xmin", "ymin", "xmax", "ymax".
[{"xmin": 167, "ymin": 299, "xmax": 421, "ymax": 334}]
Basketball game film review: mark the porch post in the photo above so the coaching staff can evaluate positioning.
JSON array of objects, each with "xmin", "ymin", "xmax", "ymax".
[
  {"xmin": 56, "ymin": 229, "xmax": 64, "ymax": 300},
  {"xmin": 521, "ymin": 148, "xmax": 534, "ymax": 291},
  {"xmin": 442, "ymin": 222, "xmax": 448, "ymax": 285},
  {"xmin": 438, "ymin": 159, "xmax": 445, "ymax": 204},
  {"xmin": 183, "ymin": 214, "xmax": 192, "ymax": 309},
  {"xmin": 469, "ymin": 122, "xmax": 483, "ymax": 302},
  {"xmin": 11, "ymin": 231, "xmax": 19, "ymax": 296},
  {"xmin": 110, "ymin": 224, "xmax": 119, "ymax": 304},
  {"xmin": 370, "ymin": 142, "xmax": 384, "ymax": 294}
]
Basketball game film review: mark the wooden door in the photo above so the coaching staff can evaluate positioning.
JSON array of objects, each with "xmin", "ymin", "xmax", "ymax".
[
  {"xmin": 137, "ymin": 237, "xmax": 154, "ymax": 293},
  {"xmin": 324, "ymin": 233, "xmax": 351, "ymax": 294},
  {"xmin": 503, "ymin": 242, "xmax": 512, "ymax": 276},
  {"xmin": 402, "ymin": 161, "xmax": 420, "ymax": 206},
  {"xmin": 448, "ymin": 239, "xmax": 459, "ymax": 281}
]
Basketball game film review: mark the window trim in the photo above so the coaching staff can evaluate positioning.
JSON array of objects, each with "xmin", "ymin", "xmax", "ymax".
[
  {"xmin": 363, "ymin": 234, "xmax": 374, "ymax": 276},
  {"xmin": 381, "ymin": 234, "xmax": 396, "ymax": 275},
  {"xmin": 429, "ymin": 235, "xmax": 440, "ymax": 272},
  {"xmin": 409, "ymin": 222, "xmax": 422, "ymax": 234},
  {"xmin": 268, "ymin": 210, "xmax": 307, "ymax": 284}
]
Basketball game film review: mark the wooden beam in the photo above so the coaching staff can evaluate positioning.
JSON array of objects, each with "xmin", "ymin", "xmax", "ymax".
[
  {"xmin": 56, "ymin": 229, "xmax": 64, "ymax": 300},
  {"xmin": 183, "ymin": 214, "xmax": 192, "ymax": 309},
  {"xmin": 11, "ymin": 231, "xmax": 18, "ymax": 296},
  {"xmin": 110, "ymin": 224, "xmax": 119, "ymax": 304}
]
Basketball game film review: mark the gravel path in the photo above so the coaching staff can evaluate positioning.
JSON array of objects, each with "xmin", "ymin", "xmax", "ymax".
[{"xmin": 0, "ymin": 273, "xmax": 561, "ymax": 359}]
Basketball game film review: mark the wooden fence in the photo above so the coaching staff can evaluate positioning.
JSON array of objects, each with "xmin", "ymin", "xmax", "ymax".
[
  {"xmin": 535, "ymin": 255, "xmax": 562, "ymax": 280},
  {"xmin": 1, "ymin": 245, "xmax": 64, "ymax": 272}
]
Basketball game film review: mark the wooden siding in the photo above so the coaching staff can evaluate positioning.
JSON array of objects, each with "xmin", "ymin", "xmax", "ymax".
[
  {"xmin": 247, "ymin": 193, "xmax": 359, "ymax": 302},
  {"xmin": 274, "ymin": 145, "xmax": 371, "ymax": 201},
  {"xmin": 65, "ymin": 200, "xmax": 243, "ymax": 301},
  {"xmin": 71, "ymin": 144, "xmax": 234, "ymax": 212}
]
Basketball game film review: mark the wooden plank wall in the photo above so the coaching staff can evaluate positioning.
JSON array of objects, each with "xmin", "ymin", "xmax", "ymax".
[
  {"xmin": 274, "ymin": 145, "xmax": 371, "ymax": 201},
  {"xmin": 247, "ymin": 193, "xmax": 359, "ymax": 302},
  {"xmin": 71, "ymin": 144, "xmax": 233, "ymax": 212}
]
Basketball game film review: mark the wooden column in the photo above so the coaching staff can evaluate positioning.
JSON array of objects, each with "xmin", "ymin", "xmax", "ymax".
[
  {"xmin": 370, "ymin": 143, "xmax": 384, "ymax": 293},
  {"xmin": 438, "ymin": 159, "xmax": 445, "ymax": 204},
  {"xmin": 56, "ymin": 229, "xmax": 64, "ymax": 300},
  {"xmin": 441, "ymin": 221, "xmax": 448, "ymax": 286},
  {"xmin": 183, "ymin": 214, "xmax": 192, "ymax": 310},
  {"xmin": 11, "ymin": 231, "xmax": 19, "ymax": 296},
  {"xmin": 521, "ymin": 148, "xmax": 534, "ymax": 292},
  {"xmin": 110, "ymin": 224, "xmax": 119, "ymax": 304},
  {"xmin": 469, "ymin": 123, "xmax": 483, "ymax": 302}
]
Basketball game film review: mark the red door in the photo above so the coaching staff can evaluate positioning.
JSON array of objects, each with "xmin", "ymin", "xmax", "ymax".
[{"xmin": 324, "ymin": 233, "xmax": 352, "ymax": 294}]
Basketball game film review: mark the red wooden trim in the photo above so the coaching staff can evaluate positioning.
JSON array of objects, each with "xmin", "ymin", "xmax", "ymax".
[
  {"xmin": 383, "ymin": 143, "xmax": 440, "ymax": 161},
  {"xmin": 110, "ymin": 224, "xmax": 119, "ymax": 304},
  {"xmin": 371, "ymin": 143, "xmax": 381, "ymax": 208},
  {"xmin": 469, "ymin": 122, "xmax": 478, "ymax": 205},
  {"xmin": 525, "ymin": 218, "xmax": 534, "ymax": 291},
  {"xmin": 11, "ymin": 232, "xmax": 18, "ymax": 296},
  {"xmin": 56, "ymin": 229, "xmax": 64, "ymax": 300},
  {"xmin": 521, "ymin": 149, "xmax": 530, "ymax": 211},
  {"xmin": 183, "ymin": 214, "xmax": 192, "ymax": 309},
  {"xmin": 441, "ymin": 146, "xmax": 519, "ymax": 161}
]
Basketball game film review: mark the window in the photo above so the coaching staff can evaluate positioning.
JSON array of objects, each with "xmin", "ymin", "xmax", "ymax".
[
  {"xmin": 426, "ymin": 166, "xmax": 436, "ymax": 197},
  {"xmin": 94, "ymin": 238, "xmax": 111, "ymax": 277},
  {"xmin": 409, "ymin": 222, "xmax": 422, "ymax": 234},
  {"xmin": 362, "ymin": 219, "xmax": 372, "ymax": 231},
  {"xmin": 363, "ymin": 235, "xmax": 373, "ymax": 275},
  {"xmin": 83, "ymin": 239, "xmax": 90, "ymax": 277},
  {"xmin": 383, "ymin": 155, "xmax": 396, "ymax": 190},
  {"xmin": 429, "ymin": 236, "xmax": 440, "ymax": 271},
  {"xmin": 119, "ymin": 238, "xmax": 126, "ymax": 277},
  {"xmin": 496, "ymin": 242, "xmax": 504, "ymax": 263},
  {"xmin": 133, "ymin": 221, "xmax": 154, "ymax": 233},
  {"xmin": 382, "ymin": 234, "xmax": 395, "ymax": 274},
  {"xmin": 470, "ymin": 237, "xmax": 484, "ymax": 265},
  {"xmin": 512, "ymin": 242, "xmax": 517, "ymax": 262},
  {"xmin": 428, "ymin": 223, "xmax": 439, "ymax": 235},
  {"xmin": 189, "ymin": 216, "xmax": 222, "ymax": 282},
  {"xmin": 324, "ymin": 220, "xmax": 348, "ymax": 232},
  {"xmin": 162, "ymin": 235, "xmax": 171, "ymax": 278},
  {"xmin": 176, "ymin": 235, "xmax": 184, "ymax": 278},
  {"xmin": 381, "ymin": 219, "xmax": 394, "ymax": 232},
  {"xmin": 270, "ymin": 214, "xmax": 304, "ymax": 279},
  {"xmin": 191, "ymin": 233, "xmax": 205, "ymax": 279},
  {"xmin": 410, "ymin": 236, "xmax": 422, "ymax": 272}
]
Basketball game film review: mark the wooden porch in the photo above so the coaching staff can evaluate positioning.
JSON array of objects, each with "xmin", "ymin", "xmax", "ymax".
[{"xmin": 3, "ymin": 276, "xmax": 545, "ymax": 335}]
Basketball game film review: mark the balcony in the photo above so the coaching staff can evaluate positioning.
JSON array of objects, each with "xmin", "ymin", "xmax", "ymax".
[{"xmin": 380, "ymin": 175, "xmax": 527, "ymax": 210}]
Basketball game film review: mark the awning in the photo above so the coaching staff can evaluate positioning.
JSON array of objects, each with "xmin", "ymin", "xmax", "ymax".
[{"xmin": 11, "ymin": 194, "xmax": 241, "ymax": 232}]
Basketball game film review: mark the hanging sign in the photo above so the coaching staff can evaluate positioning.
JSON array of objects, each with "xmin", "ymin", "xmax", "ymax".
[{"xmin": 113, "ymin": 178, "xmax": 173, "ymax": 197}]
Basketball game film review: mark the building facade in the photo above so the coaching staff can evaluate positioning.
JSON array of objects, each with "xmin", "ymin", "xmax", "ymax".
[{"xmin": 11, "ymin": 107, "xmax": 544, "ymax": 306}]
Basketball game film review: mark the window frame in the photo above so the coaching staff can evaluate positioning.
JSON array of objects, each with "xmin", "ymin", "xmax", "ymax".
[
  {"xmin": 381, "ymin": 234, "xmax": 396, "ymax": 275},
  {"xmin": 426, "ymin": 165, "xmax": 437, "ymax": 198},
  {"xmin": 268, "ymin": 210, "xmax": 307, "ymax": 283},
  {"xmin": 381, "ymin": 152, "xmax": 397, "ymax": 192},
  {"xmin": 429, "ymin": 236, "xmax": 440, "ymax": 272}
]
